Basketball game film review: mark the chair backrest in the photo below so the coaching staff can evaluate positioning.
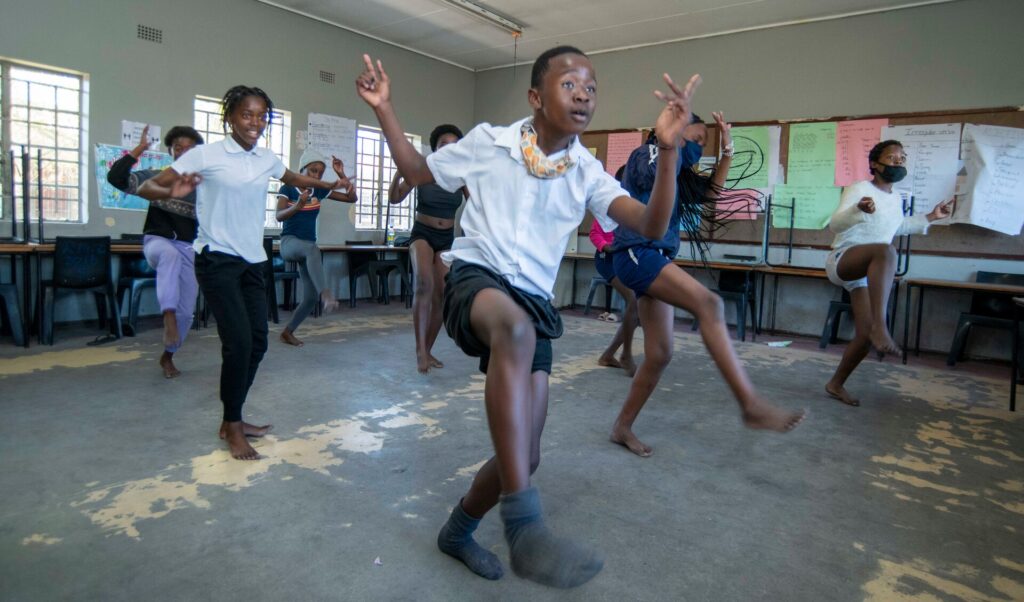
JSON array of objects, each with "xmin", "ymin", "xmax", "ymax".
[
  {"xmin": 345, "ymin": 239, "xmax": 377, "ymax": 272},
  {"xmin": 53, "ymin": 236, "xmax": 112, "ymax": 289},
  {"xmin": 970, "ymin": 271, "xmax": 1024, "ymax": 318},
  {"xmin": 717, "ymin": 272, "xmax": 751, "ymax": 294},
  {"xmin": 121, "ymin": 256, "xmax": 156, "ymax": 278}
]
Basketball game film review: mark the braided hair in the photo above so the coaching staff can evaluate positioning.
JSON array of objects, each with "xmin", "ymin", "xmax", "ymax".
[{"xmin": 220, "ymin": 85, "xmax": 274, "ymax": 134}]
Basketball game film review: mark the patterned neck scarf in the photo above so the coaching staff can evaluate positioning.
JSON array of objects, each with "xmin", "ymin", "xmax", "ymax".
[{"xmin": 520, "ymin": 121, "xmax": 576, "ymax": 179}]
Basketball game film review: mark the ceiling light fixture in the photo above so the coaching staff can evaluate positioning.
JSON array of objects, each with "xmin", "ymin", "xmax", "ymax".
[{"xmin": 440, "ymin": 0, "xmax": 524, "ymax": 36}]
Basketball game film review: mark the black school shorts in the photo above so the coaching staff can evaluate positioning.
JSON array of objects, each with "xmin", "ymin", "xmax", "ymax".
[{"xmin": 443, "ymin": 260, "xmax": 562, "ymax": 374}]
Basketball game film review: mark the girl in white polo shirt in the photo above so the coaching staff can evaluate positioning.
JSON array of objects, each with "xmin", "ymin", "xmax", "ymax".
[
  {"xmin": 824, "ymin": 139, "xmax": 953, "ymax": 406},
  {"xmin": 138, "ymin": 85, "xmax": 345, "ymax": 460}
]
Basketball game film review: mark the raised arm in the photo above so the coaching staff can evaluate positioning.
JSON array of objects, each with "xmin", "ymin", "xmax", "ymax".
[
  {"xmin": 607, "ymin": 73, "xmax": 702, "ymax": 238},
  {"xmin": 107, "ymin": 127, "xmax": 151, "ymax": 193},
  {"xmin": 705, "ymin": 111, "xmax": 732, "ymax": 199},
  {"xmin": 324, "ymin": 155, "xmax": 357, "ymax": 203},
  {"xmin": 136, "ymin": 168, "xmax": 200, "ymax": 202},
  {"xmin": 276, "ymin": 187, "xmax": 311, "ymax": 222},
  {"xmin": 388, "ymin": 171, "xmax": 414, "ymax": 204},
  {"xmin": 355, "ymin": 54, "xmax": 434, "ymax": 186}
]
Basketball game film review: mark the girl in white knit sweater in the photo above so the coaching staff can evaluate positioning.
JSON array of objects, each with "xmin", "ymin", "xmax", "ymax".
[{"xmin": 824, "ymin": 140, "xmax": 953, "ymax": 406}]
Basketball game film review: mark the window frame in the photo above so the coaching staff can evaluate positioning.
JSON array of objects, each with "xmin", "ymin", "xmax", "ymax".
[
  {"xmin": 1, "ymin": 59, "xmax": 89, "ymax": 224},
  {"xmin": 353, "ymin": 125, "xmax": 420, "ymax": 232}
]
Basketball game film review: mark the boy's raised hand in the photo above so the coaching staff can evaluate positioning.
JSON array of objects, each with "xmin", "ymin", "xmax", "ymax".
[
  {"xmin": 653, "ymin": 73, "xmax": 702, "ymax": 149},
  {"xmin": 356, "ymin": 54, "xmax": 391, "ymax": 108}
]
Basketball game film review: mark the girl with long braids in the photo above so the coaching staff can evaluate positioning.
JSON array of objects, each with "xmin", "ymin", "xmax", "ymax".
[
  {"xmin": 138, "ymin": 85, "xmax": 348, "ymax": 460},
  {"xmin": 609, "ymin": 111, "xmax": 805, "ymax": 457}
]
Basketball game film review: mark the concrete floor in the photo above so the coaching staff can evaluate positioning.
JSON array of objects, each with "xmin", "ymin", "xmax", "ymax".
[{"xmin": 1, "ymin": 304, "xmax": 1022, "ymax": 601}]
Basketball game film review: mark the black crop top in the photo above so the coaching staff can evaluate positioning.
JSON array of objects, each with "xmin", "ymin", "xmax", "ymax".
[{"xmin": 416, "ymin": 183, "xmax": 463, "ymax": 220}]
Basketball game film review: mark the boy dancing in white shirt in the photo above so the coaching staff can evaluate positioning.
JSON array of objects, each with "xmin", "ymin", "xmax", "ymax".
[{"xmin": 356, "ymin": 46, "xmax": 700, "ymax": 588}]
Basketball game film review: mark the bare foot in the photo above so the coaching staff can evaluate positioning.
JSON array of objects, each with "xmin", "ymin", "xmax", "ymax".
[
  {"xmin": 429, "ymin": 355, "xmax": 444, "ymax": 369},
  {"xmin": 219, "ymin": 421, "xmax": 272, "ymax": 439},
  {"xmin": 742, "ymin": 401, "xmax": 806, "ymax": 432},
  {"xmin": 280, "ymin": 329, "xmax": 304, "ymax": 347},
  {"xmin": 610, "ymin": 422, "xmax": 653, "ymax": 457},
  {"xmin": 320, "ymin": 291, "xmax": 339, "ymax": 314},
  {"xmin": 162, "ymin": 311, "xmax": 179, "ymax": 349},
  {"xmin": 159, "ymin": 351, "xmax": 181, "ymax": 379},
  {"xmin": 620, "ymin": 355, "xmax": 637, "ymax": 378},
  {"xmin": 220, "ymin": 421, "xmax": 261, "ymax": 460},
  {"xmin": 416, "ymin": 350, "xmax": 432, "ymax": 374},
  {"xmin": 869, "ymin": 327, "xmax": 900, "ymax": 356},
  {"xmin": 825, "ymin": 382, "xmax": 860, "ymax": 407},
  {"xmin": 598, "ymin": 354, "xmax": 623, "ymax": 369}
]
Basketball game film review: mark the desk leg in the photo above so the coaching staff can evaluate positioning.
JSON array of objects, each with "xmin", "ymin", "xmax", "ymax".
[
  {"xmin": 902, "ymin": 284, "xmax": 912, "ymax": 365},
  {"xmin": 19, "ymin": 254, "xmax": 30, "ymax": 348},
  {"xmin": 888, "ymin": 281, "xmax": 899, "ymax": 335},
  {"xmin": 915, "ymin": 287, "xmax": 925, "ymax": 357},
  {"xmin": 757, "ymin": 270, "xmax": 766, "ymax": 336},
  {"xmin": 570, "ymin": 258, "xmax": 578, "ymax": 310},
  {"xmin": 1011, "ymin": 306, "xmax": 1019, "ymax": 412},
  {"xmin": 770, "ymin": 274, "xmax": 780, "ymax": 332}
]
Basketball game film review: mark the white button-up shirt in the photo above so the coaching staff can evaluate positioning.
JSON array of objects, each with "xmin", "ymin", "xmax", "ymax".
[
  {"xmin": 172, "ymin": 136, "xmax": 286, "ymax": 263},
  {"xmin": 428, "ymin": 117, "xmax": 624, "ymax": 299}
]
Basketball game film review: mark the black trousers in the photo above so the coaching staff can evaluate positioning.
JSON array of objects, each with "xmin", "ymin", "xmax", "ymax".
[{"xmin": 194, "ymin": 249, "xmax": 269, "ymax": 422}]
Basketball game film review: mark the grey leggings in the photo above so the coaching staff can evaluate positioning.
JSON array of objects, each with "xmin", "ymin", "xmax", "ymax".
[{"xmin": 280, "ymin": 235, "xmax": 327, "ymax": 332}]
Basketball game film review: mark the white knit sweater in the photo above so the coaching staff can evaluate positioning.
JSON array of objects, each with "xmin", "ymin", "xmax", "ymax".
[{"xmin": 829, "ymin": 180, "xmax": 929, "ymax": 250}]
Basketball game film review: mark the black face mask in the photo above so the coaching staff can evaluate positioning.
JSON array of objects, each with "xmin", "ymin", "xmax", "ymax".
[{"xmin": 876, "ymin": 164, "xmax": 907, "ymax": 183}]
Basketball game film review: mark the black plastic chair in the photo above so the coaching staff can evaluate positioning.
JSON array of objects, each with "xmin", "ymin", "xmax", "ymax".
[
  {"xmin": 947, "ymin": 271, "xmax": 1024, "ymax": 369},
  {"xmin": 346, "ymin": 240, "xmax": 378, "ymax": 307},
  {"xmin": 263, "ymin": 237, "xmax": 300, "ymax": 324},
  {"xmin": 0, "ymin": 282, "xmax": 26, "ymax": 346},
  {"xmin": 693, "ymin": 271, "xmax": 757, "ymax": 341},
  {"xmin": 41, "ymin": 236, "xmax": 122, "ymax": 345},
  {"xmin": 117, "ymin": 255, "xmax": 156, "ymax": 337},
  {"xmin": 819, "ymin": 289, "xmax": 853, "ymax": 348}
]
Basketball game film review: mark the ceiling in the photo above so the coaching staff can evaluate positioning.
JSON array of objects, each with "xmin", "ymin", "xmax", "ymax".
[{"xmin": 257, "ymin": 0, "xmax": 959, "ymax": 71}]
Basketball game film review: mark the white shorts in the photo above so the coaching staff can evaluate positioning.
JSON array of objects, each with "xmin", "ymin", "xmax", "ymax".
[{"xmin": 826, "ymin": 247, "xmax": 868, "ymax": 291}]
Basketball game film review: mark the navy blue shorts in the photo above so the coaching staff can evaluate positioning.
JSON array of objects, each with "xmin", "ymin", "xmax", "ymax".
[
  {"xmin": 613, "ymin": 246, "xmax": 673, "ymax": 296},
  {"xmin": 594, "ymin": 251, "xmax": 616, "ymax": 283}
]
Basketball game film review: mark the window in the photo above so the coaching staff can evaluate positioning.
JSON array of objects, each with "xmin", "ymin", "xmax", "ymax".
[
  {"xmin": 192, "ymin": 96, "xmax": 291, "ymax": 228},
  {"xmin": 1, "ymin": 61, "xmax": 88, "ymax": 223},
  {"xmin": 354, "ymin": 125, "xmax": 420, "ymax": 231}
]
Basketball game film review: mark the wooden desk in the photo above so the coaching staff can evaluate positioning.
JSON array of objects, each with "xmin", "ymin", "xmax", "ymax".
[{"xmin": 901, "ymin": 277, "xmax": 1024, "ymax": 368}]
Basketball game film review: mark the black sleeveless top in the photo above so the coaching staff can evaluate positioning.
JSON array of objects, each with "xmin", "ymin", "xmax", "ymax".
[{"xmin": 416, "ymin": 183, "xmax": 463, "ymax": 220}]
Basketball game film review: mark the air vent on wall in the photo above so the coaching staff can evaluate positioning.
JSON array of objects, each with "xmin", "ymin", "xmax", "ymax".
[
  {"xmin": 319, "ymin": 70, "xmax": 336, "ymax": 84},
  {"xmin": 137, "ymin": 24, "xmax": 163, "ymax": 43}
]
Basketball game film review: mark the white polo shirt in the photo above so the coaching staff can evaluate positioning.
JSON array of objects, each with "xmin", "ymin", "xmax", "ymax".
[
  {"xmin": 171, "ymin": 136, "xmax": 286, "ymax": 263},
  {"xmin": 428, "ymin": 117, "xmax": 624, "ymax": 300}
]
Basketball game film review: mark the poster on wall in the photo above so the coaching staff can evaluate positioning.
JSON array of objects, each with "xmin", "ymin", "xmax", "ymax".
[
  {"xmin": 879, "ymin": 123, "xmax": 960, "ymax": 216},
  {"xmin": 307, "ymin": 113, "xmax": 357, "ymax": 177},
  {"xmin": 94, "ymin": 143, "xmax": 172, "ymax": 211},
  {"xmin": 954, "ymin": 123, "xmax": 1024, "ymax": 235}
]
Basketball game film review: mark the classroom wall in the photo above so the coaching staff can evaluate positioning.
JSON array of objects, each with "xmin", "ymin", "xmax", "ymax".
[
  {"xmin": 480, "ymin": 0, "xmax": 1024, "ymax": 360},
  {"xmin": 472, "ymin": 0, "xmax": 1024, "ymax": 127},
  {"xmin": 0, "ymin": 0, "xmax": 476, "ymax": 321}
]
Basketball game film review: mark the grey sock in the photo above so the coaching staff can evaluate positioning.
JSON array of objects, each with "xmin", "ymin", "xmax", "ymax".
[
  {"xmin": 437, "ymin": 500, "xmax": 504, "ymax": 580},
  {"xmin": 500, "ymin": 487, "xmax": 604, "ymax": 588}
]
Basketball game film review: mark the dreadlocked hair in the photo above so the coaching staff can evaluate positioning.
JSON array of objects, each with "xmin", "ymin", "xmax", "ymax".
[{"xmin": 220, "ymin": 85, "xmax": 274, "ymax": 133}]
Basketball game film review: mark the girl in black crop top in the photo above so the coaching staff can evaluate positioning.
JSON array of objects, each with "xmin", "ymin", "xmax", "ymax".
[{"xmin": 388, "ymin": 124, "xmax": 465, "ymax": 373}]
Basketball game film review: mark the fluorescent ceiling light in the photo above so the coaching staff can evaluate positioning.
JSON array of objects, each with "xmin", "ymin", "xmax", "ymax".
[{"xmin": 440, "ymin": 0, "xmax": 524, "ymax": 35}]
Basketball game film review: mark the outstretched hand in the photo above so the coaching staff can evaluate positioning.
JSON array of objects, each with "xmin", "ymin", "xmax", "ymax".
[
  {"xmin": 170, "ymin": 172, "xmax": 200, "ymax": 198},
  {"xmin": 130, "ymin": 125, "xmax": 151, "ymax": 159},
  {"xmin": 711, "ymin": 111, "xmax": 732, "ymax": 149},
  {"xmin": 928, "ymin": 198, "xmax": 955, "ymax": 222},
  {"xmin": 653, "ymin": 73, "xmax": 702, "ymax": 149},
  {"xmin": 332, "ymin": 155, "xmax": 346, "ymax": 177},
  {"xmin": 355, "ymin": 54, "xmax": 391, "ymax": 108}
]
